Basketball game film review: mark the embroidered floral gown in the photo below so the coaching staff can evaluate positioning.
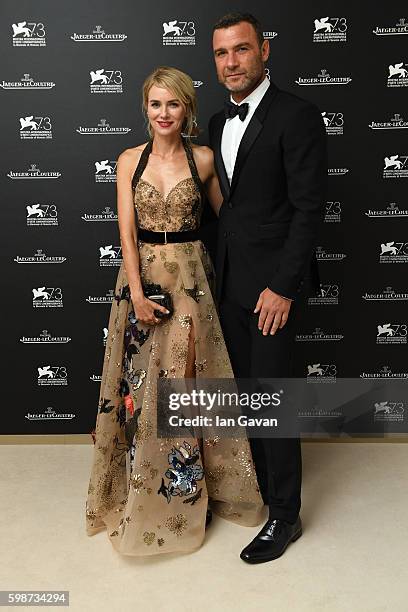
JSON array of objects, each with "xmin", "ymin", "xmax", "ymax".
[{"xmin": 85, "ymin": 139, "xmax": 264, "ymax": 556}]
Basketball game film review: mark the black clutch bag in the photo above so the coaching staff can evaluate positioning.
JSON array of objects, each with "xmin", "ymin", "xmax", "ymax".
[{"xmin": 142, "ymin": 281, "xmax": 174, "ymax": 319}]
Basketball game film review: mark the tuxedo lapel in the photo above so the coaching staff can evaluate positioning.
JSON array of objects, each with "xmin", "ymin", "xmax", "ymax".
[
  {"xmin": 211, "ymin": 112, "xmax": 230, "ymax": 200},
  {"xmin": 229, "ymin": 80, "xmax": 279, "ymax": 196}
]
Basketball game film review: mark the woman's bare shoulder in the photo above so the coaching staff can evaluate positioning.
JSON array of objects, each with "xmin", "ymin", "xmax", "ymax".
[
  {"xmin": 190, "ymin": 144, "xmax": 214, "ymax": 174},
  {"xmin": 191, "ymin": 143, "xmax": 214, "ymax": 160},
  {"xmin": 117, "ymin": 143, "xmax": 149, "ymax": 166}
]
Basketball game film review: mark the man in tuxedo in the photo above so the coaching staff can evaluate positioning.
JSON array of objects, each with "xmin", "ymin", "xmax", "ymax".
[{"xmin": 208, "ymin": 12, "xmax": 328, "ymax": 563}]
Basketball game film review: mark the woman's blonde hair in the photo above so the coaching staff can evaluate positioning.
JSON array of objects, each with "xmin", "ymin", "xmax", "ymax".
[{"xmin": 142, "ymin": 66, "xmax": 200, "ymax": 139}]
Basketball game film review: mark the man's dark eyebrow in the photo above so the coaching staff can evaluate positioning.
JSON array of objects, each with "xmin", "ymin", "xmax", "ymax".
[{"xmin": 214, "ymin": 41, "xmax": 253, "ymax": 54}]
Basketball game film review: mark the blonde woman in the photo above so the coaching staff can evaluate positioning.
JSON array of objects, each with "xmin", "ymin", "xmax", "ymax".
[{"xmin": 85, "ymin": 66, "xmax": 264, "ymax": 557}]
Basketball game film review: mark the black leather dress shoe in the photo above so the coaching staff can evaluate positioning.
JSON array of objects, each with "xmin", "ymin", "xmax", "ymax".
[{"xmin": 240, "ymin": 516, "xmax": 302, "ymax": 563}]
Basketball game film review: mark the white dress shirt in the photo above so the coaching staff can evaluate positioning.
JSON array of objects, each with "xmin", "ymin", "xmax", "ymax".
[{"xmin": 221, "ymin": 76, "xmax": 270, "ymax": 183}]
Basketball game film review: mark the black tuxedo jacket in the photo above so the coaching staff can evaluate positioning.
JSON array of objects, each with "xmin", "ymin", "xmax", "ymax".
[{"xmin": 208, "ymin": 79, "xmax": 328, "ymax": 307}]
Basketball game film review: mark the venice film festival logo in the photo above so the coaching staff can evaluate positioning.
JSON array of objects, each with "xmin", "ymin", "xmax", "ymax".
[
  {"xmin": 369, "ymin": 113, "xmax": 408, "ymax": 131},
  {"xmin": 11, "ymin": 21, "xmax": 46, "ymax": 46},
  {"xmin": 26, "ymin": 202, "xmax": 59, "ymax": 227},
  {"xmin": 313, "ymin": 17, "xmax": 347, "ymax": 43},
  {"xmin": 373, "ymin": 400, "xmax": 405, "ymax": 423},
  {"xmin": 383, "ymin": 154, "xmax": 408, "ymax": 178},
  {"xmin": 365, "ymin": 202, "xmax": 408, "ymax": 218},
  {"xmin": 76, "ymin": 118, "xmax": 131, "ymax": 136},
  {"xmin": 99, "ymin": 244, "xmax": 122, "ymax": 267},
  {"xmin": 20, "ymin": 329, "xmax": 71, "ymax": 345},
  {"xmin": 0, "ymin": 73, "xmax": 55, "ymax": 90},
  {"xmin": 306, "ymin": 363, "xmax": 337, "ymax": 383},
  {"xmin": 37, "ymin": 365, "xmax": 68, "ymax": 386},
  {"xmin": 387, "ymin": 62, "xmax": 408, "ymax": 87},
  {"xmin": 321, "ymin": 112, "xmax": 344, "ymax": 136},
  {"xmin": 379, "ymin": 242, "xmax": 408, "ymax": 263},
  {"xmin": 95, "ymin": 159, "xmax": 117, "ymax": 183},
  {"xmin": 89, "ymin": 69, "xmax": 123, "ymax": 93},
  {"xmin": 295, "ymin": 68, "xmax": 352, "ymax": 86},
  {"xmin": 162, "ymin": 20, "xmax": 196, "ymax": 45},
  {"xmin": 325, "ymin": 200, "xmax": 342, "ymax": 223},
  {"xmin": 308, "ymin": 282, "xmax": 340, "ymax": 305},
  {"xmin": 376, "ymin": 323, "xmax": 407, "ymax": 344},
  {"xmin": 70, "ymin": 25, "xmax": 127, "ymax": 42},
  {"xmin": 19, "ymin": 115, "xmax": 52, "ymax": 139},
  {"xmin": 32, "ymin": 287, "xmax": 63, "ymax": 309},
  {"xmin": 373, "ymin": 18, "xmax": 408, "ymax": 36},
  {"xmin": 362, "ymin": 286, "xmax": 408, "ymax": 301}
]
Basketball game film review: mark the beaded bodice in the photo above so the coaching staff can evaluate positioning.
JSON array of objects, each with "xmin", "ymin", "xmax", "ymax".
[{"xmin": 131, "ymin": 139, "xmax": 204, "ymax": 232}]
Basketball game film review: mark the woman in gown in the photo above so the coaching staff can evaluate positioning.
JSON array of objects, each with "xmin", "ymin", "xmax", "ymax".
[{"xmin": 85, "ymin": 66, "xmax": 264, "ymax": 556}]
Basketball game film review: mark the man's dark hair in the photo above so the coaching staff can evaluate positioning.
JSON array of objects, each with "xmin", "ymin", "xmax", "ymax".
[{"xmin": 213, "ymin": 12, "xmax": 265, "ymax": 48}]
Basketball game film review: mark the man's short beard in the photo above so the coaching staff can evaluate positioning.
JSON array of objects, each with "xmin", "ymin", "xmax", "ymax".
[
  {"xmin": 222, "ymin": 65, "xmax": 264, "ymax": 93},
  {"xmin": 224, "ymin": 74, "xmax": 252, "ymax": 92}
]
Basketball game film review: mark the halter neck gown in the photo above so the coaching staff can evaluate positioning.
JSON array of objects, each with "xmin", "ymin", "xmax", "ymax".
[{"xmin": 85, "ymin": 138, "xmax": 264, "ymax": 556}]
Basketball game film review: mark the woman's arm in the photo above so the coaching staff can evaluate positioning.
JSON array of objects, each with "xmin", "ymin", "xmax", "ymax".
[
  {"xmin": 116, "ymin": 149, "xmax": 168, "ymax": 324},
  {"xmin": 196, "ymin": 146, "xmax": 223, "ymax": 217},
  {"xmin": 116, "ymin": 149, "xmax": 144, "ymax": 300}
]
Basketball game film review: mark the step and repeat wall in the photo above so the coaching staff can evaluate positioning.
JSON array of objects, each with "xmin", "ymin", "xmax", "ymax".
[{"xmin": 2, "ymin": 1, "xmax": 407, "ymax": 435}]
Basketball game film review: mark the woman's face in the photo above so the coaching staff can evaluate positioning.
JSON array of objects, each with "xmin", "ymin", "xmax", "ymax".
[{"xmin": 146, "ymin": 84, "xmax": 187, "ymax": 137}]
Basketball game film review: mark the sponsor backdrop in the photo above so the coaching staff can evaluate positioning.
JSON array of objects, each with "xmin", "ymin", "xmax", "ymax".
[{"xmin": 2, "ymin": 1, "xmax": 407, "ymax": 435}]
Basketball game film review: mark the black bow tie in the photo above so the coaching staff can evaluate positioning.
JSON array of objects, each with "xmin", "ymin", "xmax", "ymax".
[{"xmin": 224, "ymin": 100, "xmax": 249, "ymax": 121}]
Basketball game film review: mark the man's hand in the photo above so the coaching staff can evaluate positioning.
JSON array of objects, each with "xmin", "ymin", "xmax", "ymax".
[{"xmin": 254, "ymin": 288, "xmax": 292, "ymax": 335}]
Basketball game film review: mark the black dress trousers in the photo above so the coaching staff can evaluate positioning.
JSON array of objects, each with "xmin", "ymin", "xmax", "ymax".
[{"xmin": 218, "ymin": 249, "xmax": 309, "ymax": 524}]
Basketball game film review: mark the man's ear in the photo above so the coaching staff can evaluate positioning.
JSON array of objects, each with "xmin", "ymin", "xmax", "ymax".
[{"xmin": 261, "ymin": 39, "xmax": 270, "ymax": 63}]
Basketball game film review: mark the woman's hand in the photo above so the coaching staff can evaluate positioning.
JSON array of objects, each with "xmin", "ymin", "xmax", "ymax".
[{"xmin": 131, "ymin": 294, "xmax": 169, "ymax": 325}]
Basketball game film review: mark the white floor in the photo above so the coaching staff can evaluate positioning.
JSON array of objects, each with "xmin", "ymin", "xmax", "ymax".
[{"xmin": 1, "ymin": 441, "xmax": 407, "ymax": 612}]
